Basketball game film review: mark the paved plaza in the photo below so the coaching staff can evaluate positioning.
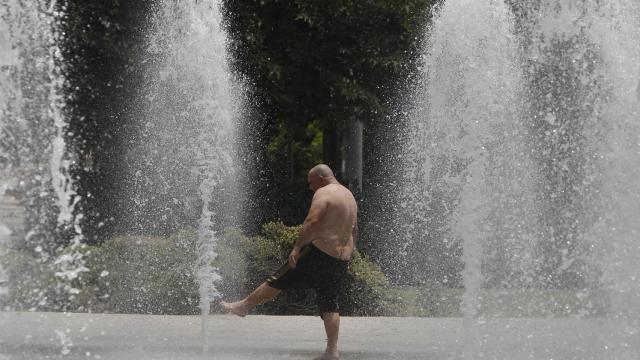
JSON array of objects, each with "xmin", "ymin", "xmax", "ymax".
[{"xmin": 0, "ymin": 311, "xmax": 608, "ymax": 360}]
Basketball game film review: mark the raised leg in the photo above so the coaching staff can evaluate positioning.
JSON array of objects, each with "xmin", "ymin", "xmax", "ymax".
[{"xmin": 220, "ymin": 282, "xmax": 280, "ymax": 317}]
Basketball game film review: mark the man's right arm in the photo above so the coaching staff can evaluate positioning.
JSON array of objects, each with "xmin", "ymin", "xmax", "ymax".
[
  {"xmin": 295, "ymin": 192, "xmax": 328, "ymax": 249},
  {"xmin": 289, "ymin": 191, "xmax": 328, "ymax": 268}
]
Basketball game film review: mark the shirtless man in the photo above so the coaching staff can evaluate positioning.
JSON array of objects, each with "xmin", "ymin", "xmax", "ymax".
[{"xmin": 221, "ymin": 164, "xmax": 358, "ymax": 360}]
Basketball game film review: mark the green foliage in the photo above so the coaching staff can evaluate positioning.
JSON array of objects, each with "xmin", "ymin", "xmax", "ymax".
[
  {"xmin": 82, "ymin": 230, "xmax": 200, "ymax": 315},
  {"xmin": 3, "ymin": 223, "xmax": 402, "ymax": 316},
  {"xmin": 341, "ymin": 250, "xmax": 402, "ymax": 316},
  {"xmin": 3, "ymin": 231, "xmax": 200, "ymax": 314},
  {"xmin": 214, "ymin": 223, "xmax": 301, "ymax": 301},
  {"xmin": 1, "ymin": 247, "xmax": 62, "ymax": 311},
  {"xmin": 2, "ymin": 244, "xmax": 94, "ymax": 312},
  {"xmin": 5, "ymin": 224, "xmax": 606, "ymax": 317},
  {"xmin": 223, "ymin": 0, "xmax": 436, "ymax": 225},
  {"xmin": 112, "ymin": 231, "xmax": 197, "ymax": 314},
  {"xmin": 45, "ymin": 0, "xmax": 443, "ymax": 246},
  {"xmin": 266, "ymin": 120, "xmax": 324, "ymax": 174},
  {"xmin": 224, "ymin": 0, "xmax": 433, "ymax": 124}
]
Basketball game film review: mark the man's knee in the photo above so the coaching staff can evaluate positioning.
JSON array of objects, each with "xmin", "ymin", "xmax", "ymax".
[{"xmin": 320, "ymin": 311, "xmax": 339, "ymax": 320}]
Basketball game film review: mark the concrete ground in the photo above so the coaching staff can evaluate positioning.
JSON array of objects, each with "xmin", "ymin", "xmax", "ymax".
[{"xmin": 0, "ymin": 312, "xmax": 613, "ymax": 360}]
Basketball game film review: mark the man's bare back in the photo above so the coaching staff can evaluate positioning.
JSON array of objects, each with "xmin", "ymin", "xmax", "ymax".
[{"xmin": 308, "ymin": 183, "xmax": 357, "ymax": 261}]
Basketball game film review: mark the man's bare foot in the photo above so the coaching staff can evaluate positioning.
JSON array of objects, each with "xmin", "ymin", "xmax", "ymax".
[
  {"xmin": 312, "ymin": 352, "xmax": 339, "ymax": 360},
  {"xmin": 219, "ymin": 300, "xmax": 248, "ymax": 317}
]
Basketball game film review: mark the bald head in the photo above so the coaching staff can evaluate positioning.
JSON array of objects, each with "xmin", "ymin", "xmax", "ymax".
[
  {"xmin": 307, "ymin": 164, "xmax": 337, "ymax": 192},
  {"xmin": 309, "ymin": 164, "xmax": 334, "ymax": 178}
]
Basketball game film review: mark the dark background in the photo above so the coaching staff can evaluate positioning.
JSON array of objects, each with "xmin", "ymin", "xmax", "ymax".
[{"xmin": 60, "ymin": 0, "xmax": 437, "ymax": 271}]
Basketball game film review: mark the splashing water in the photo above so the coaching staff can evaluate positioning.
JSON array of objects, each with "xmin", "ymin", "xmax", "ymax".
[
  {"xmin": 46, "ymin": 0, "xmax": 87, "ymax": 291},
  {"xmin": 403, "ymin": 0, "xmax": 640, "ymax": 358},
  {"xmin": 575, "ymin": 1, "xmax": 640, "ymax": 358},
  {"xmin": 519, "ymin": 1, "xmax": 640, "ymax": 357},
  {"xmin": 0, "ymin": 1, "xmax": 20, "ymax": 300},
  {"xmin": 1, "ymin": 0, "xmax": 86, "ymax": 310},
  {"xmin": 406, "ymin": 0, "xmax": 526, "ymax": 356},
  {"xmin": 141, "ymin": 0, "xmax": 241, "ymax": 354}
]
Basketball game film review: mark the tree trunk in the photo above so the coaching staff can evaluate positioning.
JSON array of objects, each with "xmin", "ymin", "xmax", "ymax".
[
  {"xmin": 322, "ymin": 119, "xmax": 363, "ymax": 197},
  {"xmin": 323, "ymin": 122, "xmax": 339, "ymax": 175}
]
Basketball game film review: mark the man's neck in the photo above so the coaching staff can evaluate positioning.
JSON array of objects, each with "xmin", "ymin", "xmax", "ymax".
[{"xmin": 325, "ymin": 178, "xmax": 339, "ymax": 185}]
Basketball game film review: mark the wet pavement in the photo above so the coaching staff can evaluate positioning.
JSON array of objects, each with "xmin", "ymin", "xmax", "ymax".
[{"xmin": 0, "ymin": 311, "xmax": 608, "ymax": 359}]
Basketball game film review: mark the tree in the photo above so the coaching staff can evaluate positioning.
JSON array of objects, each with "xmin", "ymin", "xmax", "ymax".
[{"xmin": 223, "ymin": 0, "xmax": 434, "ymax": 229}]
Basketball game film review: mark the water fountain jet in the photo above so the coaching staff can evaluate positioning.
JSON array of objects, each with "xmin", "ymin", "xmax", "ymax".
[
  {"xmin": 400, "ymin": 0, "xmax": 640, "ymax": 358},
  {"xmin": 137, "ymin": 0, "xmax": 243, "ymax": 354}
]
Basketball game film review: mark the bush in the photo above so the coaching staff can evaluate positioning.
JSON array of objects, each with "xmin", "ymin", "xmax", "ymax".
[
  {"xmin": 3, "ymin": 222, "xmax": 400, "ymax": 316},
  {"xmin": 341, "ymin": 250, "xmax": 402, "ymax": 316},
  {"xmin": 82, "ymin": 230, "xmax": 200, "ymax": 314},
  {"xmin": 1, "ymin": 247, "xmax": 65, "ymax": 312},
  {"xmin": 0, "ymin": 230, "xmax": 200, "ymax": 314}
]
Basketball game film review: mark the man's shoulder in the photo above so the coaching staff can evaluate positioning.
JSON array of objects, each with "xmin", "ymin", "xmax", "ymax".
[
  {"xmin": 317, "ymin": 183, "xmax": 347, "ymax": 192},
  {"xmin": 316, "ymin": 184, "xmax": 355, "ymax": 200}
]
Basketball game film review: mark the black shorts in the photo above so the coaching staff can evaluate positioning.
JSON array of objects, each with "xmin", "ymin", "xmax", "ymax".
[{"xmin": 266, "ymin": 243, "xmax": 349, "ymax": 315}]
